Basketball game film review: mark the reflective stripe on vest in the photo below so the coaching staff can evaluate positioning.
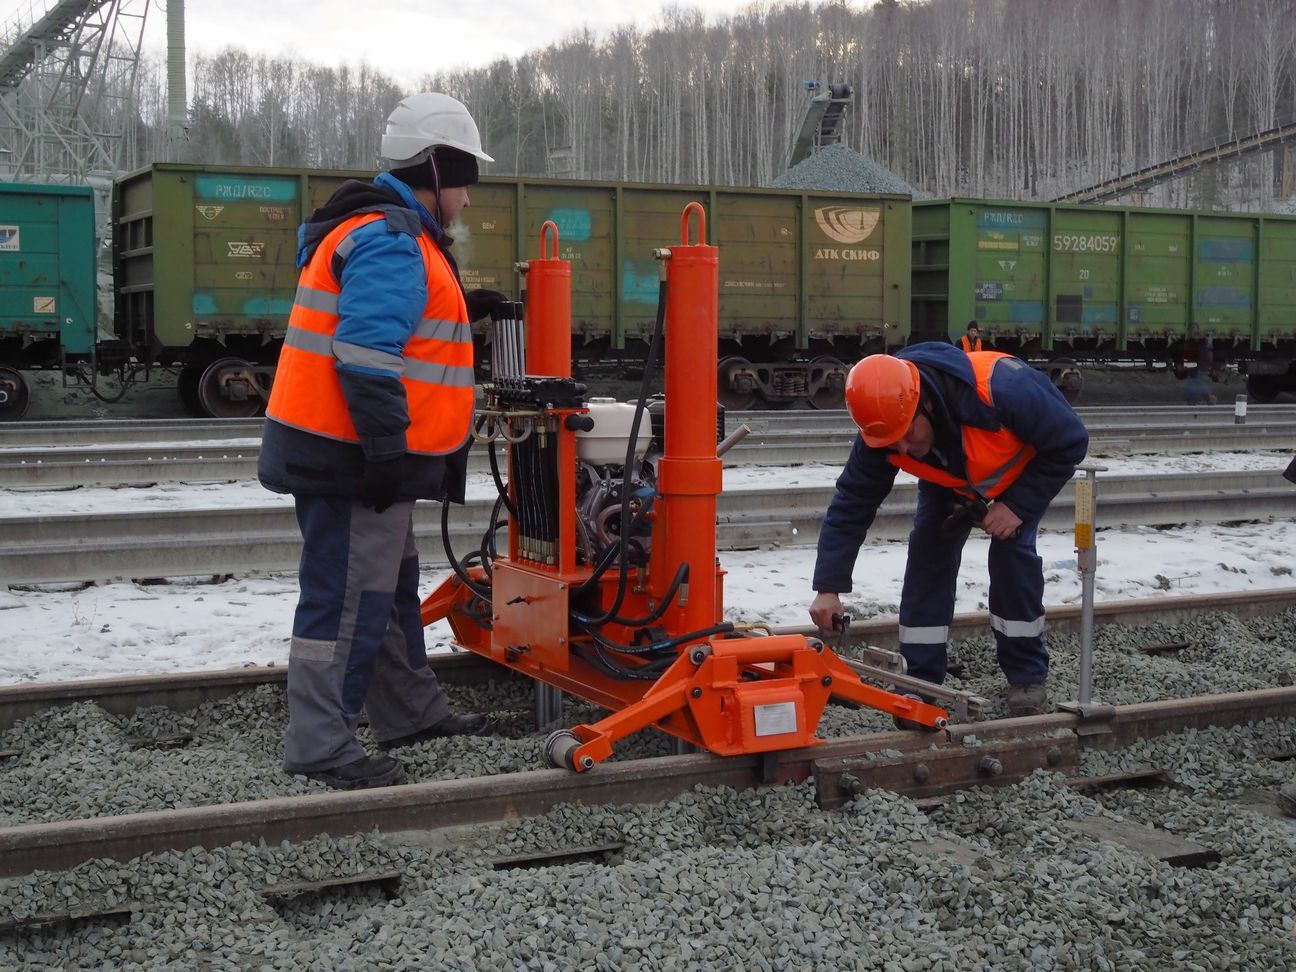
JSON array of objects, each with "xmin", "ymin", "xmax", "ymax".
[
  {"xmin": 266, "ymin": 211, "xmax": 474, "ymax": 455},
  {"xmin": 889, "ymin": 353, "xmax": 1036, "ymax": 500}
]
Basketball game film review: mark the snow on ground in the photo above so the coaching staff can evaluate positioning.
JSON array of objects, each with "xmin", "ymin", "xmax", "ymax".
[
  {"xmin": 1, "ymin": 447, "xmax": 1293, "ymax": 685},
  {"xmin": 0, "ymin": 449, "xmax": 1289, "ymax": 517}
]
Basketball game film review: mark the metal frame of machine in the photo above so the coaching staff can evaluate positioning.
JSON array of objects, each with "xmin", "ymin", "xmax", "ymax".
[{"xmin": 421, "ymin": 204, "xmax": 948, "ymax": 772}]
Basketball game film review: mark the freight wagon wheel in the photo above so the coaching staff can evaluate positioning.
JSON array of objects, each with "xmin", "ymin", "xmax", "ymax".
[
  {"xmin": 177, "ymin": 365, "xmax": 206, "ymax": 416},
  {"xmin": 197, "ymin": 357, "xmax": 264, "ymax": 418},
  {"xmin": 0, "ymin": 367, "xmax": 30, "ymax": 420},
  {"xmin": 808, "ymin": 356, "xmax": 847, "ymax": 410},
  {"xmin": 717, "ymin": 356, "xmax": 759, "ymax": 411},
  {"xmin": 1245, "ymin": 374, "xmax": 1281, "ymax": 404}
]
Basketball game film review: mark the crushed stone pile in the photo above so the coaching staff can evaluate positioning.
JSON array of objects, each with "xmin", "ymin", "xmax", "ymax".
[{"xmin": 770, "ymin": 143, "xmax": 922, "ymax": 197}]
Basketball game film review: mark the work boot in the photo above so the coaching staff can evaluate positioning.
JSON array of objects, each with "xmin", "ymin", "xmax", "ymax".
[
  {"xmin": 379, "ymin": 712, "xmax": 492, "ymax": 750},
  {"xmin": 299, "ymin": 754, "xmax": 401, "ymax": 791},
  {"xmin": 1278, "ymin": 783, "xmax": 1296, "ymax": 819},
  {"xmin": 1005, "ymin": 683, "xmax": 1048, "ymax": 717}
]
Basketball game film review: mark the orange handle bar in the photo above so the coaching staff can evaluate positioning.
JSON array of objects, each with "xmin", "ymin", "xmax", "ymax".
[
  {"xmin": 680, "ymin": 201, "xmax": 707, "ymax": 246},
  {"xmin": 540, "ymin": 220, "xmax": 560, "ymax": 259},
  {"xmin": 708, "ymin": 634, "xmax": 809, "ymax": 665}
]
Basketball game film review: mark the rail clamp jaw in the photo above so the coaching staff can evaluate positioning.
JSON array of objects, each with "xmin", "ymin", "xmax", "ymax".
[{"xmin": 1056, "ymin": 701, "xmax": 1117, "ymax": 737}]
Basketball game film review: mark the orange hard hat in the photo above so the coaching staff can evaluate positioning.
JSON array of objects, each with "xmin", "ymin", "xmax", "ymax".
[{"xmin": 845, "ymin": 354, "xmax": 921, "ymax": 448}]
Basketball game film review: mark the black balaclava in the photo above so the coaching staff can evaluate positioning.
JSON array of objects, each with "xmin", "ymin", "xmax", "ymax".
[{"xmin": 389, "ymin": 147, "xmax": 479, "ymax": 226}]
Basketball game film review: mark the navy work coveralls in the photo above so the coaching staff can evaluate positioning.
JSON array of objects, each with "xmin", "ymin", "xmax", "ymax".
[
  {"xmin": 813, "ymin": 343, "xmax": 1089, "ymax": 687},
  {"xmin": 259, "ymin": 174, "xmax": 472, "ymax": 773}
]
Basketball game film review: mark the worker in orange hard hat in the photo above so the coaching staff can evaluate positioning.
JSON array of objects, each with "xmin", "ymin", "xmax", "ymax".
[{"xmin": 809, "ymin": 343, "xmax": 1088, "ymax": 719}]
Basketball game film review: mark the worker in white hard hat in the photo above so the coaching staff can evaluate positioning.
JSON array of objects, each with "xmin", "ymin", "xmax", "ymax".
[{"xmin": 259, "ymin": 92, "xmax": 501, "ymax": 790}]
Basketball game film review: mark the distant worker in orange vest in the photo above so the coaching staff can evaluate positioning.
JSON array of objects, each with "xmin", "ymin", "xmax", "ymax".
[
  {"xmin": 959, "ymin": 321, "xmax": 983, "ymax": 353},
  {"xmin": 808, "ymin": 344, "xmax": 1088, "ymax": 720},
  {"xmin": 259, "ymin": 93, "xmax": 503, "ymax": 790}
]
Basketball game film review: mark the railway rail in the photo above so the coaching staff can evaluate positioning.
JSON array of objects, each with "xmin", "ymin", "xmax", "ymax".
[
  {"xmin": 5, "ymin": 587, "xmax": 1292, "ymax": 732},
  {"xmin": 3, "ymin": 403, "xmax": 1295, "ymax": 447},
  {"xmin": 2, "ymin": 422, "xmax": 1294, "ymax": 489},
  {"xmin": 1, "ymin": 467, "xmax": 1291, "ymax": 585},
  {"xmin": 2, "ymin": 407, "xmax": 1294, "ymax": 490},
  {"xmin": 0, "ymin": 589, "xmax": 1292, "ymax": 881}
]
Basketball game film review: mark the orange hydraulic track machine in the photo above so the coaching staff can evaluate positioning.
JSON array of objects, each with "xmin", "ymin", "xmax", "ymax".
[{"xmin": 421, "ymin": 206, "xmax": 948, "ymax": 771}]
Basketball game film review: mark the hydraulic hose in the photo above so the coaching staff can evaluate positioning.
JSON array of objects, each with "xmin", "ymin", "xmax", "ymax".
[
  {"xmin": 477, "ymin": 495, "xmax": 507, "ymax": 580},
  {"xmin": 571, "ymin": 640, "xmax": 674, "ymax": 681},
  {"xmin": 575, "ymin": 618, "xmax": 735, "ymax": 660},
  {"xmin": 486, "ymin": 433, "xmax": 518, "ymax": 520},
  {"xmin": 80, "ymin": 339, "xmax": 136, "ymax": 404},
  {"xmin": 571, "ymin": 562, "xmax": 687, "ymax": 629},
  {"xmin": 573, "ymin": 278, "xmax": 667, "ymax": 626},
  {"xmin": 573, "ymin": 492, "xmax": 655, "ymax": 597},
  {"xmin": 442, "ymin": 496, "xmax": 492, "ymax": 601},
  {"xmin": 635, "ymin": 621, "xmax": 734, "ymax": 654}
]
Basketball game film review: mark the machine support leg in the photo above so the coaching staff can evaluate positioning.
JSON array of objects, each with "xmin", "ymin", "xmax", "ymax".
[
  {"xmin": 535, "ymin": 682, "xmax": 564, "ymax": 730},
  {"xmin": 1071, "ymin": 464, "xmax": 1106, "ymax": 707},
  {"xmin": 1077, "ymin": 548, "xmax": 1097, "ymax": 706}
]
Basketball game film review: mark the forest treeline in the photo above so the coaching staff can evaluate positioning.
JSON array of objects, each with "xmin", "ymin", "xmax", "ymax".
[{"xmin": 90, "ymin": 0, "xmax": 1296, "ymax": 208}]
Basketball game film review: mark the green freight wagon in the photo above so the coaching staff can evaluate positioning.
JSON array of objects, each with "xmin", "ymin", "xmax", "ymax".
[
  {"xmin": 113, "ymin": 163, "xmax": 911, "ymax": 415},
  {"xmin": 912, "ymin": 198, "xmax": 1296, "ymax": 401},
  {"xmin": 112, "ymin": 163, "xmax": 364, "ymax": 416},
  {"xmin": 0, "ymin": 182, "xmax": 97, "ymax": 419},
  {"xmin": 467, "ymin": 179, "xmax": 910, "ymax": 408}
]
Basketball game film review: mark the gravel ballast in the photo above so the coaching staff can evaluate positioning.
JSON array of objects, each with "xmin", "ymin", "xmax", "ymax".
[
  {"xmin": 2, "ymin": 609, "xmax": 1295, "ymax": 827},
  {"xmin": 1, "ymin": 718, "xmax": 1293, "ymax": 969}
]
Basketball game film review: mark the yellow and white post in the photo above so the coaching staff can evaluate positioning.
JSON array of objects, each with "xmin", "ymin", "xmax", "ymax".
[{"xmin": 1074, "ymin": 463, "xmax": 1106, "ymax": 705}]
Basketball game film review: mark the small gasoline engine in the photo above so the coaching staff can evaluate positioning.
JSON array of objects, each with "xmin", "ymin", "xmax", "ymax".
[{"xmin": 421, "ymin": 206, "xmax": 948, "ymax": 771}]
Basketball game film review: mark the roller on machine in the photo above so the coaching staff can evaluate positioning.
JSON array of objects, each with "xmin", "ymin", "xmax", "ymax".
[{"xmin": 420, "ymin": 206, "xmax": 948, "ymax": 772}]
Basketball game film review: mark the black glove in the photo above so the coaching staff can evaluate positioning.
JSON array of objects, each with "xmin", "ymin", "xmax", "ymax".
[
  {"xmin": 941, "ymin": 497, "xmax": 988, "ymax": 537},
  {"xmin": 466, "ymin": 289, "xmax": 509, "ymax": 323},
  {"xmin": 359, "ymin": 455, "xmax": 404, "ymax": 513}
]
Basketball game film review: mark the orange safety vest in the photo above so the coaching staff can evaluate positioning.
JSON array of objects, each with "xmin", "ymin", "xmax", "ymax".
[
  {"xmin": 266, "ymin": 212, "xmax": 474, "ymax": 455},
  {"xmin": 959, "ymin": 334, "xmax": 983, "ymax": 353},
  {"xmin": 889, "ymin": 352, "xmax": 1035, "ymax": 500}
]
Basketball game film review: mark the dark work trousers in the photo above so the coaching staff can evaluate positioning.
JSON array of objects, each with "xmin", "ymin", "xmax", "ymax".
[
  {"xmin": 897, "ymin": 483, "xmax": 1048, "ymax": 688},
  {"xmin": 282, "ymin": 495, "xmax": 451, "ymax": 773}
]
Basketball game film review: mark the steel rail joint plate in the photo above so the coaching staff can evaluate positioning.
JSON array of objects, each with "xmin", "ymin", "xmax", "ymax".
[{"xmin": 812, "ymin": 733, "xmax": 1081, "ymax": 810}]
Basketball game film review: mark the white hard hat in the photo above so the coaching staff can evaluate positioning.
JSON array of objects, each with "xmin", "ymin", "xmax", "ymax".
[{"xmin": 381, "ymin": 92, "xmax": 494, "ymax": 165}]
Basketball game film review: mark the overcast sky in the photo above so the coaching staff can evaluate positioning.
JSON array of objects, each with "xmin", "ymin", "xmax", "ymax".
[{"xmin": 3, "ymin": 1, "xmax": 779, "ymax": 87}]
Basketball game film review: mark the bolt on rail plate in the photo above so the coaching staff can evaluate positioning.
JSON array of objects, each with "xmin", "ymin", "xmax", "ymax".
[{"xmin": 814, "ymin": 734, "xmax": 1080, "ymax": 810}]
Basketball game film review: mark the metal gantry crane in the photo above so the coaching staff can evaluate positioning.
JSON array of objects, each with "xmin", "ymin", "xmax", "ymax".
[{"xmin": 0, "ymin": 0, "xmax": 151, "ymax": 184}]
